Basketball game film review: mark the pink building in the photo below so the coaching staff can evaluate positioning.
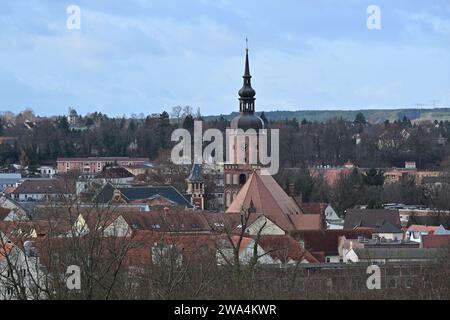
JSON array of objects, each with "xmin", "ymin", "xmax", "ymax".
[{"xmin": 57, "ymin": 157, "xmax": 150, "ymax": 174}]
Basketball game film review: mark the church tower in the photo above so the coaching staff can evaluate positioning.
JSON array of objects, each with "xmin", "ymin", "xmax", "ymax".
[
  {"xmin": 186, "ymin": 163, "xmax": 205, "ymax": 210},
  {"xmin": 224, "ymin": 44, "xmax": 265, "ymax": 209}
]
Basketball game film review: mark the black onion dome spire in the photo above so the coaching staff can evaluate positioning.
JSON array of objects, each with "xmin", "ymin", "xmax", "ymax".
[
  {"xmin": 231, "ymin": 41, "xmax": 264, "ymax": 131},
  {"xmin": 238, "ymin": 48, "xmax": 256, "ymax": 101}
]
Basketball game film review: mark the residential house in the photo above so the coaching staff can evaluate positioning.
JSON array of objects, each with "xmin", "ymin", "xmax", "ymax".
[
  {"xmin": 373, "ymin": 221, "xmax": 404, "ymax": 241},
  {"xmin": 57, "ymin": 157, "xmax": 150, "ymax": 174},
  {"xmin": 0, "ymin": 196, "xmax": 30, "ymax": 221},
  {"xmin": 10, "ymin": 179, "xmax": 75, "ymax": 202},
  {"xmin": 68, "ymin": 209, "xmax": 225, "ymax": 237},
  {"xmin": 94, "ymin": 167, "xmax": 135, "ymax": 184},
  {"xmin": 434, "ymin": 225, "xmax": 450, "ymax": 235},
  {"xmin": 309, "ymin": 166, "xmax": 351, "ymax": 186},
  {"xmin": 344, "ymin": 209, "xmax": 402, "ymax": 239},
  {"xmin": 351, "ymin": 248, "xmax": 439, "ymax": 264},
  {"xmin": 122, "ymin": 163, "xmax": 155, "ymax": 177},
  {"xmin": 406, "ymin": 225, "xmax": 440, "ymax": 244},
  {"xmin": 407, "ymin": 215, "xmax": 450, "ymax": 229},
  {"xmin": 94, "ymin": 183, "xmax": 193, "ymax": 209},
  {"xmin": 0, "ymin": 234, "xmax": 47, "ymax": 300},
  {"xmin": 0, "ymin": 173, "xmax": 21, "ymax": 192},
  {"xmin": 216, "ymin": 235, "xmax": 318, "ymax": 267},
  {"xmin": 290, "ymin": 229, "xmax": 373, "ymax": 263},
  {"xmin": 340, "ymin": 236, "xmax": 420, "ymax": 263},
  {"xmin": 37, "ymin": 166, "xmax": 56, "ymax": 178}
]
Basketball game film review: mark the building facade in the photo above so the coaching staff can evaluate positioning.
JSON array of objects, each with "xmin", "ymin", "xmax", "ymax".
[{"xmin": 57, "ymin": 157, "xmax": 150, "ymax": 174}]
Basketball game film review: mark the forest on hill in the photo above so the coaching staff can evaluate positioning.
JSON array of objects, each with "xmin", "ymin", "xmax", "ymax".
[
  {"xmin": 206, "ymin": 108, "xmax": 450, "ymax": 124},
  {"xmin": 2, "ymin": 108, "xmax": 450, "ymax": 172}
]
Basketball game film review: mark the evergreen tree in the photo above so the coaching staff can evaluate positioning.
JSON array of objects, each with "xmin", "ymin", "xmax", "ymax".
[
  {"xmin": 182, "ymin": 114, "xmax": 195, "ymax": 132},
  {"xmin": 354, "ymin": 112, "xmax": 366, "ymax": 125}
]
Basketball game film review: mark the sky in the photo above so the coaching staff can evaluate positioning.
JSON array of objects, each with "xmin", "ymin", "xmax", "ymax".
[{"xmin": 1, "ymin": 0, "xmax": 450, "ymax": 117}]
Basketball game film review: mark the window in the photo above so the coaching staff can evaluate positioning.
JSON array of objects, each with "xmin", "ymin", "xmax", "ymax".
[
  {"xmin": 239, "ymin": 174, "xmax": 247, "ymax": 185},
  {"xmin": 389, "ymin": 278, "xmax": 397, "ymax": 289},
  {"xmin": 405, "ymin": 278, "xmax": 413, "ymax": 289}
]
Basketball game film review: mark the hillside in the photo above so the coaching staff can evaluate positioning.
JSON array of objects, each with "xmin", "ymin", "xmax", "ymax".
[{"xmin": 205, "ymin": 108, "xmax": 450, "ymax": 124}]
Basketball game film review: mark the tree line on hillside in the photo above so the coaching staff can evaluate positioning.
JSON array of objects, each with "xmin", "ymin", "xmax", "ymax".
[
  {"xmin": 1, "ymin": 109, "xmax": 450, "ymax": 172},
  {"xmin": 276, "ymin": 166, "xmax": 450, "ymax": 218}
]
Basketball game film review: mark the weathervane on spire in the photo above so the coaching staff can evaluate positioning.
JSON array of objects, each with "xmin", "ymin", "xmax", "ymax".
[{"xmin": 245, "ymin": 37, "xmax": 249, "ymax": 52}]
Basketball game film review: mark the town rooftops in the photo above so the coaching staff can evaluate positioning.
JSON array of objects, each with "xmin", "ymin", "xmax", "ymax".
[
  {"xmin": 407, "ymin": 215, "xmax": 450, "ymax": 228},
  {"xmin": 300, "ymin": 202, "xmax": 327, "ymax": 215},
  {"xmin": 0, "ymin": 173, "xmax": 22, "ymax": 185},
  {"xmin": 407, "ymin": 225, "xmax": 440, "ymax": 233},
  {"xmin": 258, "ymin": 235, "xmax": 319, "ymax": 263},
  {"xmin": 288, "ymin": 214, "xmax": 323, "ymax": 231},
  {"xmin": 291, "ymin": 229, "xmax": 373, "ymax": 257},
  {"xmin": 344, "ymin": 209, "xmax": 401, "ymax": 230},
  {"xmin": 11, "ymin": 178, "xmax": 75, "ymax": 195},
  {"xmin": 422, "ymin": 234, "xmax": 450, "ymax": 248},
  {"xmin": 95, "ymin": 183, "xmax": 193, "ymax": 208},
  {"xmin": 95, "ymin": 167, "xmax": 134, "ymax": 179},
  {"xmin": 0, "ymin": 207, "xmax": 12, "ymax": 220},
  {"xmin": 374, "ymin": 221, "xmax": 403, "ymax": 234},
  {"xmin": 226, "ymin": 171, "xmax": 306, "ymax": 232},
  {"xmin": 354, "ymin": 248, "xmax": 439, "ymax": 260}
]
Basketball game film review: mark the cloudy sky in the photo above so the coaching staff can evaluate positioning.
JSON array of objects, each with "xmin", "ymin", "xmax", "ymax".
[{"xmin": 1, "ymin": 0, "xmax": 450, "ymax": 116}]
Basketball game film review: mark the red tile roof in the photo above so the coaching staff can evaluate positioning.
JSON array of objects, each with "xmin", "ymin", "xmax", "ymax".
[
  {"xmin": 290, "ymin": 229, "xmax": 373, "ymax": 257},
  {"xmin": 300, "ymin": 203, "xmax": 327, "ymax": 215},
  {"xmin": 288, "ymin": 214, "xmax": 323, "ymax": 231},
  {"xmin": 12, "ymin": 179, "xmax": 75, "ymax": 195},
  {"xmin": 422, "ymin": 234, "xmax": 450, "ymax": 248},
  {"xmin": 226, "ymin": 171, "xmax": 317, "ymax": 232},
  {"xmin": 407, "ymin": 225, "xmax": 440, "ymax": 233},
  {"xmin": 258, "ymin": 235, "xmax": 319, "ymax": 263}
]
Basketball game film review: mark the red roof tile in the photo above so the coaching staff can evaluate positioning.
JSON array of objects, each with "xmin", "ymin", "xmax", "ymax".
[
  {"xmin": 226, "ymin": 171, "xmax": 308, "ymax": 232},
  {"xmin": 422, "ymin": 234, "xmax": 450, "ymax": 248}
]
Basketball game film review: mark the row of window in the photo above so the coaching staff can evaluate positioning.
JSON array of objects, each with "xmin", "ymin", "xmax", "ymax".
[{"xmin": 225, "ymin": 173, "xmax": 247, "ymax": 186}]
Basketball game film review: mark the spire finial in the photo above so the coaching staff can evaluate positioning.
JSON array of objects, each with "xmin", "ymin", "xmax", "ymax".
[
  {"xmin": 244, "ymin": 38, "xmax": 251, "ymax": 78},
  {"xmin": 238, "ymin": 40, "xmax": 256, "ymax": 114}
]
